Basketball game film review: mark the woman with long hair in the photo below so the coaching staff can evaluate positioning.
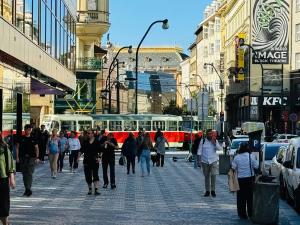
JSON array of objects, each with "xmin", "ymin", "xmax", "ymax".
[
  {"xmin": 231, "ymin": 142, "xmax": 259, "ymax": 219},
  {"xmin": 47, "ymin": 129, "xmax": 60, "ymax": 179},
  {"xmin": 139, "ymin": 133, "xmax": 153, "ymax": 177},
  {"xmin": 81, "ymin": 129, "xmax": 101, "ymax": 195}
]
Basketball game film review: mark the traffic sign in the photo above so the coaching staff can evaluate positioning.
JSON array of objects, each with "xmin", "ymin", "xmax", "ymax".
[{"xmin": 289, "ymin": 113, "xmax": 298, "ymax": 122}]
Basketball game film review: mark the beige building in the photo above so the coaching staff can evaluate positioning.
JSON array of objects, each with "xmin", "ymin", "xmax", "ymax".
[{"xmin": 0, "ymin": 0, "xmax": 77, "ymax": 128}]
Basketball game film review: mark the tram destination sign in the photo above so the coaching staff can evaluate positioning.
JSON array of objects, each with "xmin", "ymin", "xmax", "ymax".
[{"xmin": 252, "ymin": 0, "xmax": 290, "ymax": 64}]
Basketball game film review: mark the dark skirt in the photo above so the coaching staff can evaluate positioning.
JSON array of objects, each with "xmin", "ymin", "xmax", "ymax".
[{"xmin": 0, "ymin": 177, "xmax": 10, "ymax": 217}]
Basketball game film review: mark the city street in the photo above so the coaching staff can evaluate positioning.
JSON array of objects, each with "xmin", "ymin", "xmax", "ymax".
[{"xmin": 9, "ymin": 154, "xmax": 300, "ymax": 225}]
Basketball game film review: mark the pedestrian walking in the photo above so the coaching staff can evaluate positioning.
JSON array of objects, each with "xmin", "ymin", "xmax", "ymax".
[
  {"xmin": 154, "ymin": 132, "xmax": 169, "ymax": 167},
  {"xmin": 100, "ymin": 133, "xmax": 118, "ymax": 189},
  {"xmin": 0, "ymin": 133, "xmax": 15, "ymax": 225},
  {"xmin": 37, "ymin": 125, "xmax": 49, "ymax": 163},
  {"xmin": 57, "ymin": 131, "xmax": 68, "ymax": 172},
  {"xmin": 68, "ymin": 131, "xmax": 81, "ymax": 173},
  {"xmin": 231, "ymin": 142, "xmax": 258, "ymax": 219},
  {"xmin": 136, "ymin": 129, "xmax": 144, "ymax": 162},
  {"xmin": 121, "ymin": 132, "xmax": 137, "ymax": 174},
  {"xmin": 192, "ymin": 133, "xmax": 201, "ymax": 169},
  {"xmin": 139, "ymin": 133, "xmax": 153, "ymax": 177},
  {"xmin": 16, "ymin": 124, "xmax": 39, "ymax": 197},
  {"xmin": 47, "ymin": 129, "xmax": 60, "ymax": 179},
  {"xmin": 81, "ymin": 129, "xmax": 102, "ymax": 195},
  {"xmin": 197, "ymin": 129, "xmax": 222, "ymax": 197}
]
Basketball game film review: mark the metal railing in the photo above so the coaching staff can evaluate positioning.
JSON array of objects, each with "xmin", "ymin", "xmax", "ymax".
[
  {"xmin": 76, "ymin": 57, "xmax": 102, "ymax": 71},
  {"xmin": 77, "ymin": 11, "xmax": 109, "ymax": 23}
]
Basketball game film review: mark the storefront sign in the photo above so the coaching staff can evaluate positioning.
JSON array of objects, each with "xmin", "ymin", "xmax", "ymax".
[
  {"xmin": 262, "ymin": 97, "xmax": 287, "ymax": 106},
  {"xmin": 252, "ymin": 0, "xmax": 290, "ymax": 64},
  {"xmin": 250, "ymin": 97, "xmax": 258, "ymax": 106}
]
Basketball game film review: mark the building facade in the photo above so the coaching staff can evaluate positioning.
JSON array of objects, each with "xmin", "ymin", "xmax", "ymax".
[
  {"xmin": 0, "ymin": 0, "xmax": 77, "ymax": 129},
  {"xmin": 55, "ymin": 0, "xmax": 109, "ymax": 114}
]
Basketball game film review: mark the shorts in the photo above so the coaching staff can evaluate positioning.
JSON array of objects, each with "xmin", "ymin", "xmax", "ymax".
[{"xmin": 0, "ymin": 178, "xmax": 10, "ymax": 217}]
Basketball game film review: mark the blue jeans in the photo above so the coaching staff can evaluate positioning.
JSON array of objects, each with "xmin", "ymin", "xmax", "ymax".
[
  {"xmin": 193, "ymin": 154, "xmax": 198, "ymax": 168},
  {"xmin": 140, "ymin": 150, "xmax": 150, "ymax": 175}
]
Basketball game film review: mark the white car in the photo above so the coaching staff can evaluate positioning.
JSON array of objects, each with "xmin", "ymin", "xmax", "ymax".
[
  {"xmin": 270, "ymin": 146, "xmax": 288, "ymax": 177},
  {"xmin": 261, "ymin": 143, "xmax": 288, "ymax": 176},
  {"xmin": 280, "ymin": 138, "xmax": 300, "ymax": 212},
  {"xmin": 273, "ymin": 134, "xmax": 298, "ymax": 143},
  {"xmin": 228, "ymin": 138, "xmax": 249, "ymax": 156}
]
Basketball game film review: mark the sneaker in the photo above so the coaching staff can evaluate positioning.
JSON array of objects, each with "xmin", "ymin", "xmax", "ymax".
[
  {"xmin": 111, "ymin": 184, "xmax": 116, "ymax": 189},
  {"xmin": 211, "ymin": 191, "xmax": 216, "ymax": 197},
  {"xmin": 26, "ymin": 189, "xmax": 32, "ymax": 197},
  {"xmin": 132, "ymin": 170, "xmax": 135, "ymax": 174},
  {"xmin": 204, "ymin": 191, "xmax": 210, "ymax": 197},
  {"xmin": 102, "ymin": 184, "xmax": 108, "ymax": 189},
  {"xmin": 94, "ymin": 190, "xmax": 100, "ymax": 195},
  {"xmin": 87, "ymin": 189, "xmax": 92, "ymax": 195}
]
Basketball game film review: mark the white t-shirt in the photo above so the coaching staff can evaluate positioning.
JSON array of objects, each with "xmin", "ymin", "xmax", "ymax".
[
  {"xmin": 197, "ymin": 139, "xmax": 222, "ymax": 164},
  {"xmin": 231, "ymin": 152, "xmax": 259, "ymax": 178}
]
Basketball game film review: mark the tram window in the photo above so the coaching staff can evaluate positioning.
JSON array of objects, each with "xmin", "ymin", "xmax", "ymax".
[
  {"xmin": 138, "ymin": 121, "xmax": 151, "ymax": 131},
  {"xmin": 124, "ymin": 121, "xmax": 137, "ymax": 131},
  {"xmin": 167, "ymin": 121, "xmax": 177, "ymax": 131},
  {"xmin": 3, "ymin": 120, "xmax": 13, "ymax": 131},
  {"xmin": 153, "ymin": 121, "xmax": 165, "ymax": 131},
  {"xmin": 61, "ymin": 120, "xmax": 76, "ymax": 131},
  {"xmin": 94, "ymin": 121, "xmax": 107, "ymax": 130},
  {"xmin": 109, "ymin": 121, "xmax": 122, "ymax": 131},
  {"xmin": 193, "ymin": 121, "xmax": 199, "ymax": 131},
  {"xmin": 78, "ymin": 121, "xmax": 92, "ymax": 131},
  {"xmin": 51, "ymin": 121, "xmax": 59, "ymax": 130}
]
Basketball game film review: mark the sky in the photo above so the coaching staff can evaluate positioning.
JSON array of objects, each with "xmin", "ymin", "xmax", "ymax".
[{"xmin": 108, "ymin": 0, "xmax": 211, "ymax": 53}]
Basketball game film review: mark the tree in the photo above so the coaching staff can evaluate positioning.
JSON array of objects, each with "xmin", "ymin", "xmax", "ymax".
[{"xmin": 162, "ymin": 100, "xmax": 183, "ymax": 115}]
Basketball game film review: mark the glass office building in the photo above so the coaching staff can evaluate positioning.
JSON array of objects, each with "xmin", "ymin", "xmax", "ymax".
[{"xmin": 0, "ymin": 0, "xmax": 76, "ymax": 71}]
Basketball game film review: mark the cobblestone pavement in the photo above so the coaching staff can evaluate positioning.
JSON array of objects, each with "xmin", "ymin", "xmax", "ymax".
[{"xmin": 9, "ymin": 155, "xmax": 300, "ymax": 225}]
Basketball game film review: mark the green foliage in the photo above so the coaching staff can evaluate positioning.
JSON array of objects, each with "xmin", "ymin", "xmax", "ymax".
[{"xmin": 162, "ymin": 100, "xmax": 183, "ymax": 116}]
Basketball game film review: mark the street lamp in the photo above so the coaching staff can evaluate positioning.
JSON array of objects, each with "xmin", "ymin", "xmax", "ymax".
[
  {"xmin": 104, "ymin": 45, "xmax": 132, "ymax": 113},
  {"xmin": 203, "ymin": 63, "xmax": 224, "ymax": 138},
  {"xmin": 135, "ymin": 19, "xmax": 169, "ymax": 114}
]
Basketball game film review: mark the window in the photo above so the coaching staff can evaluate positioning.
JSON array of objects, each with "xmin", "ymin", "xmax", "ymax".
[
  {"xmin": 51, "ymin": 121, "xmax": 60, "ymax": 130},
  {"xmin": 296, "ymin": 24, "xmax": 300, "ymax": 41},
  {"xmin": 296, "ymin": 53, "xmax": 300, "ymax": 70},
  {"xmin": 51, "ymin": 14, "xmax": 56, "ymax": 57},
  {"xmin": 124, "ymin": 121, "xmax": 137, "ymax": 131},
  {"xmin": 297, "ymin": 0, "xmax": 300, "ymax": 12},
  {"xmin": 41, "ymin": 2, "xmax": 46, "ymax": 49},
  {"xmin": 204, "ymin": 46, "xmax": 208, "ymax": 57},
  {"xmin": 61, "ymin": 120, "xmax": 76, "ymax": 131},
  {"xmin": 167, "ymin": 121, "xmax": 177, "ymax": 131},
  {"xmin": 16, "ymin": 0, "xmax": 24, "ymax": 32},
  {"xmin": 209, "ymin": 43, "xmax": 214, "ymax": 55},
  {"xmin": 138, "ymin": 121, "xmax": 151, "ymax": 131},
  {"xmin": 215, "ymin": 40, "xmax": 220, "ymax": 52},
  {"xmin": 153, "ymin": 121, "xmax": 165, "ymax": 131},
  {"xmin": 3, "ymin": 0, "xmax": 13, "ymax": 23},
  {"xmin": 46, "ymin": 7, "xmax": 52, "ymax": 54},
  {"xmin": 209, "ymin": 22, "xmax": 214, "ymax": 36},
  {"xmin": 109, "ymin": 121, "xmax": 122, "ymax": 131},
  {"xmin": 203, "ymin": 26, "xmax": 208, "ymax": 39},
  {"xmin": 32, "ymin": 0, "xmax": 38, "ymax": 44},
  {"xmin": 25, "ymin": 0, "xmax": 33, "ymax": 39},
  {"xmin": 94, "ymin": 120, "xmax": 107, "ymax": 130},
  {"xmin": 215, "ymin": 18, "xmax": 220, "ymax": 32},
  {"xmin": 78, "ymin": 121, "xmax": 92, "ymax": 131},
  {"xmin": 88, "ymin": 0, "xmax": 97, "ymax": 10}
]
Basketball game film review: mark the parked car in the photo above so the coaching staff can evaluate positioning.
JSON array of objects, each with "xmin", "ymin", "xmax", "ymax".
[
  {"xmin": 261, "ymin": 143, "xmax": 288, "ymax": 175},
  {"xmin": 273, "ymin": 134, "xmax": 298, "ymax": 143},
  {"xmin": 228, "ymin": 138, "xmax": 249, "ymax": 156},
  {"xmin": 270, "ymin": 146, "xmax": 288, "ymax": 177},
  {"xmin": 280, "ymin": 138, "xmax": 300, "ymax": 212}
]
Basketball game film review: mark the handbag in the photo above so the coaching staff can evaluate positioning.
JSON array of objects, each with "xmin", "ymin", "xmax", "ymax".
[
  {"xmin": 119, "ymin": 155, "xmax": 126, "ymax": 166},
  {"xmin": 228, "ymin": 169, "xmax": 240, "ymax": 192}
]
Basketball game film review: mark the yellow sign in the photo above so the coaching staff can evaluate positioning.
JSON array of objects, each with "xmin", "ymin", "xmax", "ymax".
[{"xmin": 237, "ymin": 33, "xmax": 246, "ymax": 81}]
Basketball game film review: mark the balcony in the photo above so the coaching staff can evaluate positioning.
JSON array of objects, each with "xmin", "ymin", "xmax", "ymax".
[
  {"xmin": 77, "ymin": 11, "xmax": 109, "ymax": 23},
  {"xmin": 76, "ymin": 57, "xmax": 102, "ymax": 71}
]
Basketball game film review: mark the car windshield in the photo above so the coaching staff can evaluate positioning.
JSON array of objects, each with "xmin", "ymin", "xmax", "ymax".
[
  {"xmin": 265, "ymin": 145, "xmax": 281, "ymax": 160},
  {"xmin": 231, "ymin": 140, "xmax": 248, "ymax": 149}
]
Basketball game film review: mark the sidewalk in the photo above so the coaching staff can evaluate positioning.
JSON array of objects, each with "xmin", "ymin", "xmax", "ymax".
[{"xmin": 9, "ymin": 155, "xmax": 300, "ymax": 225}]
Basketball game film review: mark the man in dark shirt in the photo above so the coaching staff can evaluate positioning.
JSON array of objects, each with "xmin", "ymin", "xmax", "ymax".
[
  {"xmin": 16, "ymin": 124, "xmax": 39, "ymax": 197},
  {"xmin": 37, "ymin": 125, "xmax": 49, "ymax": 163},
  {"xmin": 100, "ymin": 133, "xmax": 118, "ymax": 189}
]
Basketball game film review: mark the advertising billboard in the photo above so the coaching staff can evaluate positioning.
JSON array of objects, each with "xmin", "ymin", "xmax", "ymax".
[{"xmin": 252, "ymin": 0, "xmax": 290, "ymax": 64}]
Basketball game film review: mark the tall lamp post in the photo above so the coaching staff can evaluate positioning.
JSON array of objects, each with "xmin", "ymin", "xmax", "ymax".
[
  {"xmin": 135, "ymin": 19, "xmax": 169, "ymax": 114},
  {"xmin": 204, "ymin": 63, "xmax": 224, "ymax": 138},
  {"xmin": 192, "ymin": 74, "xmax": 208, "ymax": 130},
  {"xmin": 104, "ymin": 45, "xmax": 132, "ymax": 113}
]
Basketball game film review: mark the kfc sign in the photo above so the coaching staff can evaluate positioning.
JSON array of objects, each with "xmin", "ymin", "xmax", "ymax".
[{"xmin": 263, "ymin": 97, "xmax": 287, "ymax": 106}]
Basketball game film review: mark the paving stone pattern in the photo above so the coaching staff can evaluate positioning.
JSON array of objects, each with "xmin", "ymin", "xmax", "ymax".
[{"xmin": 9, "ymin": 156, "xmax": 300, "ymax": 225}]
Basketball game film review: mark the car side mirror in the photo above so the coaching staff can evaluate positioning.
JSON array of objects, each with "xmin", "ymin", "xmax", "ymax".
[{"xmin": 283, "ymin": 160, "xmax": 293, "ymax": 169}]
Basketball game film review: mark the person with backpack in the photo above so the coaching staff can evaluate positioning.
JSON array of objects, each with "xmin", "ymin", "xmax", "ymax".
[
  {"xmin": 47, "ymin": 129, "xmax": 60, "ymax": 179},
  {"xmin": 154, "ymin": 132, "xmax": 169, "ymax": 167},
  {"xmin": 0, "ymin": 132, "xmax": 15, "ymax": 225},
  {"xmin": 192, "ymin": 133, "xmax": 201, "ymax": 169},
  {"xmin": 197, "ymin": 129, "xmax": 222, "ymax": 197},
  {"xmin": 121, "ymin": 132, "xmax": 137, "ymax": 174},
  {"xmin": 16, "ymin": 124, "xmax": 39, "ymax": 197}
]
